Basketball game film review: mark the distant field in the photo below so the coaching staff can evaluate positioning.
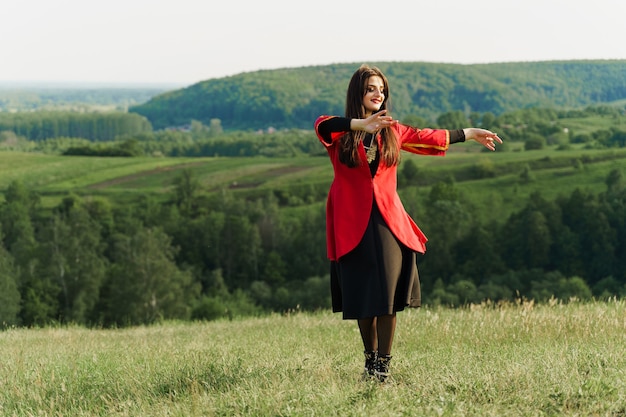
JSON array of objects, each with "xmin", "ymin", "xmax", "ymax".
[
  {"xmin": 1, "ymin": 146, "xmax": 625, "ymax": 214},
  {"xmin": 1, "ymin": 301, "xmax": 624, "ymax": 416},
  {"xmin": 560, "ymin": 115, "xmax": 623, "ymax": 134},
  {"xmin": 0, "ymin": 152, "xmax": 332, "ymax": 206},
  {"xmin": 446, "ymin": 148, "xmax": 626, "ymax": 220}
]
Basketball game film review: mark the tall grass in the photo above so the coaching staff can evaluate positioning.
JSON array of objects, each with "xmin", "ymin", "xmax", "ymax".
[{"xmin": 1, "ymin": 300, "xmax": 625, "ymax": 416}]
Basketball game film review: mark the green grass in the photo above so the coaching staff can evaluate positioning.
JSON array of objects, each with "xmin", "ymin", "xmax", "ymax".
[
  {"xmin": 456, "ymin": 154, "xmax": 624, "ymax": 222},
  {"xmin": 1, "ymin": 301, "xmax": 625, "ymax": 416},
  {"xmin": 0, "ymin": 152, "xmax": 332, "ymax": 206},
  {"xmin": 2, "ymin": 146, "xmax": 625, "ymax": 216},
  {"xmin": 560, "ymin": 115, "xmax": 625, "ymax": 135}
]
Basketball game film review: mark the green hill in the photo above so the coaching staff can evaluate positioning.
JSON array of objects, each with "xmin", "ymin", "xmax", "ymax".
[
  {"xmin": 129, "ymin": 60, "xmax": 626, "ymax": 130},
  {"xmin": 3, "ymin": 145, "xmax": 625, "ymax": 221}
]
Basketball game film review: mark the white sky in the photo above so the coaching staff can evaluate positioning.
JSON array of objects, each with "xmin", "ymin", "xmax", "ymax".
[{"xmin": 1, "ymin": 0, "xmax": 625, "ymax": 87}]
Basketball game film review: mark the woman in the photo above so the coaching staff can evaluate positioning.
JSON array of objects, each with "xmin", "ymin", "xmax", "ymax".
[{"xmin": 314, "ymin": 64, "xmax": 502, "ymax": 382}]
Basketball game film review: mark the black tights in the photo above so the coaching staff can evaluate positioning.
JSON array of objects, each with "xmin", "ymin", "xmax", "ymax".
[{"xmin": 358, "ymin": 313, "xmax": 396, "ymax": 355}]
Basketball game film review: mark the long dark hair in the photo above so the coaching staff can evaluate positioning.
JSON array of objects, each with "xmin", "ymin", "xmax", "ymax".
[{"xmin": 339, "ymin": 65, "xmax": 399, "ymax": 167}]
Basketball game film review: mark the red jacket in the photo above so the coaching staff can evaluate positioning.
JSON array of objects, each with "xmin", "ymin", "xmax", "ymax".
[{"xmin": 314, "ymin": 115, "xmax": 450, "ymax": 261}]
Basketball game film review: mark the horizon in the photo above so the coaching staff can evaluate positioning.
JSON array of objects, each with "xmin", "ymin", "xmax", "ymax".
[
  {"xmin": 0, "ymin": 80, "xmax": 185, "ymax": 89},
  {"xmin": 2, "ymin": 58, "xmax": 625, "ymax": 89}
]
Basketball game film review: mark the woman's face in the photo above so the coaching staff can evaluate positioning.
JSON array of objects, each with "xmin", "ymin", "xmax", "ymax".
[{"xmin": 362, "ymin": 75, "xmax": 385, "ymax": 116}]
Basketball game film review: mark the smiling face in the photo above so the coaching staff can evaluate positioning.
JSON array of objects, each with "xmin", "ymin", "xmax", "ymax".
[{"xmin": 362, "ymin": 75, "xmax": 386, "ymax": 117}]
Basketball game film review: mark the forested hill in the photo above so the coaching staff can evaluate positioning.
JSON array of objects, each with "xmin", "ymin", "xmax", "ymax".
[{"xmin": 129, "ymin": 60, "xmax": 626, "ymax": 130}]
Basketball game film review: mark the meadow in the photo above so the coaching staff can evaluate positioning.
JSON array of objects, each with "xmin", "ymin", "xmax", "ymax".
[
  {"xmin": 2, "ymin": 145, "xmax": 626, "ymax": 215},
  {"xmin": 1, "ymin": 301, "xmax": 625, "ymax": 416}
]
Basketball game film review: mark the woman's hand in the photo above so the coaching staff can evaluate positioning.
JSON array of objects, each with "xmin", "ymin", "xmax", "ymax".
[
  {"xmin": 463, "ymin": 128, "xmax": 503, "ymax": 151},
  {"xmin": 351, "ymin": 110, "xmax": 398, "ymax": 133}
]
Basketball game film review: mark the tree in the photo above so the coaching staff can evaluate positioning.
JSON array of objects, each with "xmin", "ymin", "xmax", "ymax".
[
  {"xmin": 117, "ymin": 138, "xmax": 143, "ymax": 156},
  {"xmin": 171, "ymin": 211, "xmax": 225, "ymax": 281},
  {"xmin": 421, "ymin": 180, "xmax": 470, "ymax": 282},
  {"xmin": 260, "ymin": 250, "xmax": 286, "ymax": 286},
  {"xmin": 428, "ymin": 278, "xmax": 459, "ymax": 306},
  {"xmin": 289, "ymin": 276, "xmax": 331, "ymax": 311},
  {"xmin": 256, "ymin": 191, "xmax": 281, "ymax": 251},
  {"xmin": 471, "ymin": 157, "xmax": 496, "ymax": 179},
  {"xmin": 0, "ymin": 181, "xmax": 45, "ymax": 325},
  {"xmin": 436, "ymin": 111, "xmax": 469, "ymax": 129},
  {"xmin": 0, "ymin": 181, "xmax": 39, "ymax": 252},
  {"xmin": 402, "ymin": 115, "xmax": 430, "ymax": 128},
  {"xmin": 520, "ymin": 164, "xmax": 535, "ymax": 183},
  {"xmin": 0, "ymin": 236, "xmax": 20, "ymax": 328},
  {"xmin": 428, "ymin": 177, "xmax": 459, "ymax": 203},
  {"xmin": 220, "ymin": 213, "xmax": 261, "ymax": 288},
  {"xmin": 277, "ymin": 205, "xmax": 327, "ymax": 281},
  {"xmin": 559, "ymin": 189, "xmax": 616, "ymax": 284},
  {"xmin": 529, "ymin": 272, "xmax": 592, "ymax": 302},
  {"xmin": 172, "ymin": 169, "xmax": 200, "ymax": 217},
  {"xmin": 559, "ymin": 276, "xmax": 592, "ymax": 300},
  {"xmin": 605, "ymin": 168, "xmax": 623, "ymax": 193},
  {"xmin": 190, "ymin": 119, "xmax": 209, "ymax": 140},
  {"xmin": 592, "ymin": 276, "xmax": 622, "ymax": 299},
  {"xmin": 524, "ymin": 134, "xmax": 546, "ymax": 150},
  {"xmin": 525, "ymin": 210, "xmax": 553, "ymax": 268},
  {"xmin": 36, "ymin": 202, "xmax": 107, "ymax": 325},
  {"xmin": 209, "ymin": 118, "xmax": 223, "ymax": 136},
  {"xmin": 101, "ymin": 227, "xmax": 199, "ymax": 326},
  {"xmin": 448, "ymin": 280, "xmax": 479, "ymax": 305},
  {"xmin": 399, "ymin": 158, "xmax": 419, "ymax": 187},
  {"xmin": 498, "ymin": 193, "xmax": 555, "ymax": 271},
  {"xmin": 608, "ymin": 129, "xmax": 626, "ymax": 147},
  {"xmin": 454, "ymin": 224, "xmax": 506, "ymax": 281},
  {"xmin": 481, "ymin": 112, "xmax": 497, "ymax": 128}
]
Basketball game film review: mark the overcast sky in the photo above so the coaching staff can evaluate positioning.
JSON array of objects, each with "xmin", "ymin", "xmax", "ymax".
[{"xmin": 1, "ymin": 0, "xmax": 625, "ymax": 87}]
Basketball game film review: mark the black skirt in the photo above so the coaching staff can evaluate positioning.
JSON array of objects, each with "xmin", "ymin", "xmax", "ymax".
[{"xmin": 330, "ymin": 202, "xmax": 421, "ymax": 319}]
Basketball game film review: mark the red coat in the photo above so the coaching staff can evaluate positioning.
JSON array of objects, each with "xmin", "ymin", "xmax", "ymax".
[{"xmin": 314, "ymin": 115, "xmax": 450, "ymax": 261}]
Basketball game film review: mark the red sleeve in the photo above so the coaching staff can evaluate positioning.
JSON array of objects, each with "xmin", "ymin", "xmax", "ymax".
[{"xmin": 395, "ymin": 123, "xmax": 450, "ymax": 156}]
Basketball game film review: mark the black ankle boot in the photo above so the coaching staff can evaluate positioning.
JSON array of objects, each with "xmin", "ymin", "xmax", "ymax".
[
  {"xmin": 375, "ymin": 354, "xmax": 392, "ymax": 382},
  {"xmin": 363, "ymin": 350, "xmax": 378, "ymax": 377}
]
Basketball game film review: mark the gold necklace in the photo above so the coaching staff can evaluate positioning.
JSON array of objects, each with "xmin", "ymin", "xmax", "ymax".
[{"xmin": 363, "ymin": 134, "xmax": 377, "ymax": 163}]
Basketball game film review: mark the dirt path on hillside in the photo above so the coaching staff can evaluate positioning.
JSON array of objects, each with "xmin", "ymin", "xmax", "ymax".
[
  {"xmin": 225, "ymin": 165, "xmax": 310, "ymax": 189},
  {"xmin": 87, "ymin": 161, "xmax": 207, "ymax": 190}
]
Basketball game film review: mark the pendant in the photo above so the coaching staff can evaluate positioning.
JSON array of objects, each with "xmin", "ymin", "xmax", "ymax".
[{"xmin": 366, "ymin": 140, "xmax": 377, "ymax": 163}]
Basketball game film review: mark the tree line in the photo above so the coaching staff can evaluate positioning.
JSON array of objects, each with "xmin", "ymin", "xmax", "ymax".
[
  {"xmin": 1, "ymin": 165, "xmax": 625, "ymax": 329},
  {"xmin": 0, "ymin": 112, "xmax": 152, "ymax": 142},
  {"xmin": 3, "ymin": 105, "xmax": 625, "ymax": 158}
]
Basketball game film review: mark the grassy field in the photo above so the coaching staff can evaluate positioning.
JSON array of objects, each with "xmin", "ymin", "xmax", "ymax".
[
  {"xmin": 0, "ymin": 152, "xmax": 331, "ymax": 207},
  {"xmin": 1, "ymin": 301, "xmax": 625, "ymax": 416},
  {"xmin": 450, "ymin": 150, "xmax": 626, "ymax": 222},
  {"xmin": 1, "ymin": 146, "xmax": 625, "ymax": 215}
]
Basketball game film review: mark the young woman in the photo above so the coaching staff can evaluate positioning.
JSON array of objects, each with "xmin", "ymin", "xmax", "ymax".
[{"xmin": 314, "ymin": 64, "xmax": 502, "ymax": 382}]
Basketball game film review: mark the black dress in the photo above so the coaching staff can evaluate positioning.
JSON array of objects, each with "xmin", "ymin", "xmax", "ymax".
[{"xmin": 330, "ymin": 134, "xmax": 421, "ymax": 319}]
